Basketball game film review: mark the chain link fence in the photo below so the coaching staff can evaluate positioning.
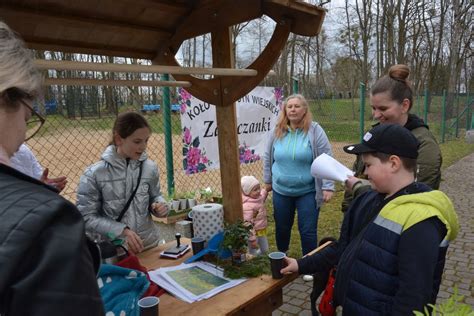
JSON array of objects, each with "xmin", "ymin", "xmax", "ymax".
[{"xmin": 25, "ymin": 85, "xmax": 472, "ymax": 203}]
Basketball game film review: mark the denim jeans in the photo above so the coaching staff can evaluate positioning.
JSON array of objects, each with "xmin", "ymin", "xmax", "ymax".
[{"xmin": 272, "ymin": 190, "xmax": 319, "ymax": 255}]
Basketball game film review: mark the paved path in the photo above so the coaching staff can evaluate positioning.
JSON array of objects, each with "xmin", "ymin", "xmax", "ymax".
[{"xmin": 274, "ymin": 152, "xmax": 474, "ymax": 315}]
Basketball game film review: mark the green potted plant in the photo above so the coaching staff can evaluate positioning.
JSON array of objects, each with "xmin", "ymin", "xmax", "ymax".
[
  {"xmin": 222, "ymin": 220, "xmax": 253, "ymax": 265},
  {"xmin": 185, "ymin": 191, "xmax": 197, "ymax": 208},
  {"xmin": 167, "ymin": 190, "xmax": 181, "ymax": 212},
  {"xmin": 198, "ymin": 187, "xmax": 214, "ymax": 203},
  {"xmin": 173, "ymin": 192, "xmax": 188, "ymax": 211}
]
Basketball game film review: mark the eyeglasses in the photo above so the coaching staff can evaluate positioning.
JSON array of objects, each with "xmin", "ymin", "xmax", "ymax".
[{"xmin": 21, "ymin": 99, "xmax": 45, "ymax": 141}]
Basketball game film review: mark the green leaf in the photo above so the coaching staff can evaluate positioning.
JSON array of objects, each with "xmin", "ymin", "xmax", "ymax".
[{"xmin": 192, "ymin": 136, "xmax": 200, "ymax": 148}]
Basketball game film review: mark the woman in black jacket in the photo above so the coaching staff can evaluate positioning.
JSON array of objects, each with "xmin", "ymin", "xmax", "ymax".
[{"xmin": 0, "ymin": 21, "xmax": 104, "ymax": 315}]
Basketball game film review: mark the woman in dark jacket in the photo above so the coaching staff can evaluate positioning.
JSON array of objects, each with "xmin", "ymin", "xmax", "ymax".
[
  {"xmin": 0, "ymin": 21, "xmax": 103, "ymax": 315},
  {"xmin": 342, "ymin": 64, "xmax": 442, "ymax": 211}
]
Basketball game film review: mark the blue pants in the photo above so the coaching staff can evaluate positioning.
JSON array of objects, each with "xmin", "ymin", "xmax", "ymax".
[{"xmin": 272, "ymin": 190, "xmax": 319, "ymax": 255}]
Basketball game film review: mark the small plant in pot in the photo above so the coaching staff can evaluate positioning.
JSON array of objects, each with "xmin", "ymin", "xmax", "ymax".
[
  {"xmin": 222, "ymin": 220, "xmax": 253, "ymax": 265},
  {"xmin": 168, "ymin": 191, "xmax": 181, "ymax": 212},
  {"xmin": 185, "ymin": 191, "xmax": 197, "ymax": 208},
  {"xmin": 198, "ymin": 187, "xmax": 214, "ymax": 203},
  {"xmin": 175, "ymin": 192, "xmax": 188, "ymax": 211}
]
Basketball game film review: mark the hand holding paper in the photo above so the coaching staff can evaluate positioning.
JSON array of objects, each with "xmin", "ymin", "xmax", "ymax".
[{"xmin": 311, "ymin": 153, "xmax": 354, "ymax": 182}]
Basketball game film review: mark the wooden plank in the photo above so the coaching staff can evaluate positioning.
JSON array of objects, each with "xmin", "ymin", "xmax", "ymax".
[
  {"xmin": 229, "ymin": 288, "xmax": 283, "ymax": 316},
  {"xmin": 152, "ymin": 211, "xmax": 190, "ymax": 224},
  {"xmin": 0, "ymin": 6, "xmax": 171, "ymax": 36},
  {"xmin": 211, "ymin": 27, "xmax": 243, "ymax": 224},
  {"xmin": 263, "ymin": 0, "xmax": 326, "ymax": 36},
  {"xmin": 138, "ymin": 240, "xmax": 298, "ymax": 316},
  {"xmin": 220, "ymin": 20, "xmax": 291, "ymax": 105},
  {"xmin": 153, "ymin": 17, "xmax": 290, "ymax": 106},
  {"xmin": 35, "ymin": 60, "xmax": 258, "ymax": 77},
  {"xmin": 25, "ymin": 39, "xmax": 157, "ymax": 60},
  {"xmin": 153, "ymin": 48, "xmax": 222, "ymax": 105},
  {"xmin": 304, "ymin": 240, "xmax": 333, "ymax": 257},
  {"xmin": 170, "ymin": 0, "xmax": 262, "ymax": 47},
  {"xmin": 43, "ymin": 78, "xmax": 191, "ymax": 87}
]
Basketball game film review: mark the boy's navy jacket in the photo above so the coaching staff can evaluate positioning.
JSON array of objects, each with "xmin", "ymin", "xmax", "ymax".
[{"xmin": 297, "ymin": 182, "xmax": 459, "ymax": 315}]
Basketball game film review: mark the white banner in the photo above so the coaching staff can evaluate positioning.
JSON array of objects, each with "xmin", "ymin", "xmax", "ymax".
[{"xmin": 179, "ymin": 86, "xmax": 284, "ymax": 174}]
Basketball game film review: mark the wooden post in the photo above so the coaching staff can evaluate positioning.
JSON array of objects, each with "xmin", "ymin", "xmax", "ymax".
[{"xmin": 211, "ymin": 27, "xmax": 242, "ymax": 224}]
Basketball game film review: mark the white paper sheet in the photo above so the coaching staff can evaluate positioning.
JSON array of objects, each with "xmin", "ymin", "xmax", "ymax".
[
  {"xmin": 311, "ymin": 153, "xmax": 354, "ymax": 182},
  {"xmin": 148, "ymin": 262, "xmax": 246, "ymax": 303}
]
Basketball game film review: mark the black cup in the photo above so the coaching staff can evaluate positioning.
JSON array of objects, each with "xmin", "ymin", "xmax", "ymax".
[
  {"xmin": 138, "ymin": 296, "xmax": 159, "ymax": 316},
  {"xmin": 191, "ymin": 236, "xmax": 206, "ymax": 255},
  {"xmin": 268, "ymin": 251, "xmax": 286, "ymax": 279}
]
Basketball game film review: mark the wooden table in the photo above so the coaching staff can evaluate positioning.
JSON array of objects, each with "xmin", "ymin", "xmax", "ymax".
[{"xmin": 137, "ymin": 238, "xmax": 297, "ymax": 316}]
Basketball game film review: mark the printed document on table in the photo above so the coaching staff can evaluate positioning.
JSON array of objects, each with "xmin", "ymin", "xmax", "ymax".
[{"xmin": 148, "ymin": 262, "xmax": 246, "ymax": 303}]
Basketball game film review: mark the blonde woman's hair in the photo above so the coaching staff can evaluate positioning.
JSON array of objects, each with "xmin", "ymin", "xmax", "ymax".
[
  {"xmin": 274, "ymin": 94, "xmax": 313, "ymax": 139},
  {"xmin": 0, "ymin": 21, "xmax": 42, "ymax": 109}
]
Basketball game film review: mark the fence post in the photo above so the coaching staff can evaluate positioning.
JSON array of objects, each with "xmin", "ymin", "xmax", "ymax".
[
  {"xmin": 423, "ymin": 88, "xmax": 429, "ymax": 124},
  {"xmin": 416, "ymin": 94, "xmax": 421, "ymax": 117},
  {"xmin": 441, "ymin": 89, "xmax": 447, "ymax": 143},
  {"xmin": 359, "ymin": 82, "xmax": 366, "ymax": 142},
  {"xmin": 455, "ymin": 94, "xmax": 459, "ymax": 137},
  {"xmin": 162, "ymin": 73, "xmax": 175, "ymax": 196},
  {"xmin": 331, "ymin": 94, "xmax": 336, "ymax": 121},
  {"xmin": 292, "ymin": 77, "xmax": 299, "ymax": 94},
  {"xmin": 467, "ymin": 94, "xmax": 473, "ymax": 130}
]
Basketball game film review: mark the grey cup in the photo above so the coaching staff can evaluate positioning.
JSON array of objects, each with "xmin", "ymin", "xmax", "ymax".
[
  {"xmin": 138, "ymin": 296, "xmax": 159, "ymax": 316},
  {"xmin": 191, "ymin": 236, "xmax": 206, "ymax": 255},
  {"xmin": 268, "ymin": 251, "xmax": 286, "ymax": 279}
]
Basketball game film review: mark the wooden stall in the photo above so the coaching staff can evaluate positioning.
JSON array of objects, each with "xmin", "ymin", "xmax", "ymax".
[{"xmin": 0, "ymin": 0, "xmax": 326, "ymax": 224}]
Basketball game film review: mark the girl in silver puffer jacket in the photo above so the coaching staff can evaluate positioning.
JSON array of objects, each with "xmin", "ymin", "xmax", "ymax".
[{"xmin": 77, "ymin": 112, "xmax": 169, "ymax": 253}]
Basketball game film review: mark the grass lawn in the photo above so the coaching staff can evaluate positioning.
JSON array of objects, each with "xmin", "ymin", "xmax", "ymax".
[{"xmin": 265, "ymin": 138, "xmax": 474, "ymax": 259}]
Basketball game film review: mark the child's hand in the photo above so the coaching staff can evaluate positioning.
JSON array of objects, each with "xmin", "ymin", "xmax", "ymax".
[
  {"xmin": 345, "ymin": 176, "xmax": 361, "ymax": 193},
  {"xmin": 151, "ymin": 202, "xmax": 168, "ymax": 217},
  {"xmin": 281, "ymin": 257, "xmax": 298, "ymax": 275},
  {"xmin": 123, "ymin": 228, "xmax": 144, "ymax": 254}
]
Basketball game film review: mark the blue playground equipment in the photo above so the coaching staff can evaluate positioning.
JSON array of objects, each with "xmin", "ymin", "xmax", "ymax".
[
  {"xmin": 44, "ymin": 100, "xmax": 57, "ymax": 114},
  {"xmin": 171, "ymin": 104, "xmax": 180, "ymax": 113},
  {"xmin": 141, "ymin": 104, "xmax": 161, "ymax": 112}
]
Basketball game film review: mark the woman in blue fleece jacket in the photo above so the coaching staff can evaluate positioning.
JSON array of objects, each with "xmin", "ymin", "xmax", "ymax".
[{"xmin": 263, "ymin": 94, "xmax": 335, "ymax": 256}]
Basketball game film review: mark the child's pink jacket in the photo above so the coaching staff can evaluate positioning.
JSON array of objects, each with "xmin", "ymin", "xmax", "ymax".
[{"xmin": 242, "ymin": 189, "xmax": 268, "ymax": 242}]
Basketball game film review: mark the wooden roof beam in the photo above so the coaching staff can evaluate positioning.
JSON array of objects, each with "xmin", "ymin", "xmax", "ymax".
[
  {"xmin": 27, "ymin": 39, "xmax": 157, "ymax": 60},
  {"xmin": 43, "ymin": 78, "xmax": 192, "ymax": 87},
  {"xmin": 168, "ymin": 0, "xmax": 263, "ymax": 50},
  {"xmin": 35, "ymin": 60, "xmax": 258, "ymax": 77},
  {"xmin": 263, "ymin": 0, "xmax": 326, "ymax": 36},
  {"xmin": 0, "ymin": 4, "xmax": 173, "ymax": 34}
]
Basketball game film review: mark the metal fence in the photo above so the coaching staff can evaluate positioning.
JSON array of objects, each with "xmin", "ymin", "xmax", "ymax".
[{"xmin": 25, "ymin": 84, "xmax": 473, "ymax": 203}]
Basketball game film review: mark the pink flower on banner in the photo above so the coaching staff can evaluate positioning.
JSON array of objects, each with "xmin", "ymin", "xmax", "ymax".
[
  {"xmin": 239, "ymin": 143, "xmax": 261, "ymax": 164},
  {"xmin": 183, "ymin": 127, "xmax": 192, "ymax": 145},
  {"xmin": 182, "ymin": 127, "xmax": 212, "ymax": 174},
  {"xmin": 180, "ymin": 103, "xmax": 187, "ymax": 114},
  {"xmin": 178, "ymin": 88, "xmax": 193, "ymax": 114},
  {"xmin": 274, "ymin": 87, "xmax": 284, "ymax": 110},
  {"xmin": 187, "ymin": 147, "xmax": 201, "ymax": 166}
]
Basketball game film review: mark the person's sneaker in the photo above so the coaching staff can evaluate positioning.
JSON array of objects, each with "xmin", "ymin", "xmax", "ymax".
[{"xmin": 303, "ymin": 274, "xmax": 314, "ymax": 282}]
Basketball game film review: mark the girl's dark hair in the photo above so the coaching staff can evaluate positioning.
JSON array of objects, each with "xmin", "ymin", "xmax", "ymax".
[
  {"xmin": 371, "ymin": 64, "xmax": 413, "ymax": 110},
  {"xmin": 111, "ymin": 112, "xmax": 150, "ymax": 145},
  {"xmin": 369, "ymin": 152, "xmax": 417, "ymax": 173}
]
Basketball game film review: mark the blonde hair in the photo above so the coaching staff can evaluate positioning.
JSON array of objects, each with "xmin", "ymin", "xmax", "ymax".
[
  {"xmin": 0, "ymin": 21, "xmax": 42, "ymax": 109},
  {"xmin": 274, "ymin": 94, "xmax": 313, "ymax": 139}
]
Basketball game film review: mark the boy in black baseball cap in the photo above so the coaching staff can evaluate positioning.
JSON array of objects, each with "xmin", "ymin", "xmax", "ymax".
[
  {"xmin": 344, "ymin": 123, "xmax": 419, "ymax": 195},
  {"xmin": 280, "ymin": 124, "xmax": 458, "ymax": 315}
]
